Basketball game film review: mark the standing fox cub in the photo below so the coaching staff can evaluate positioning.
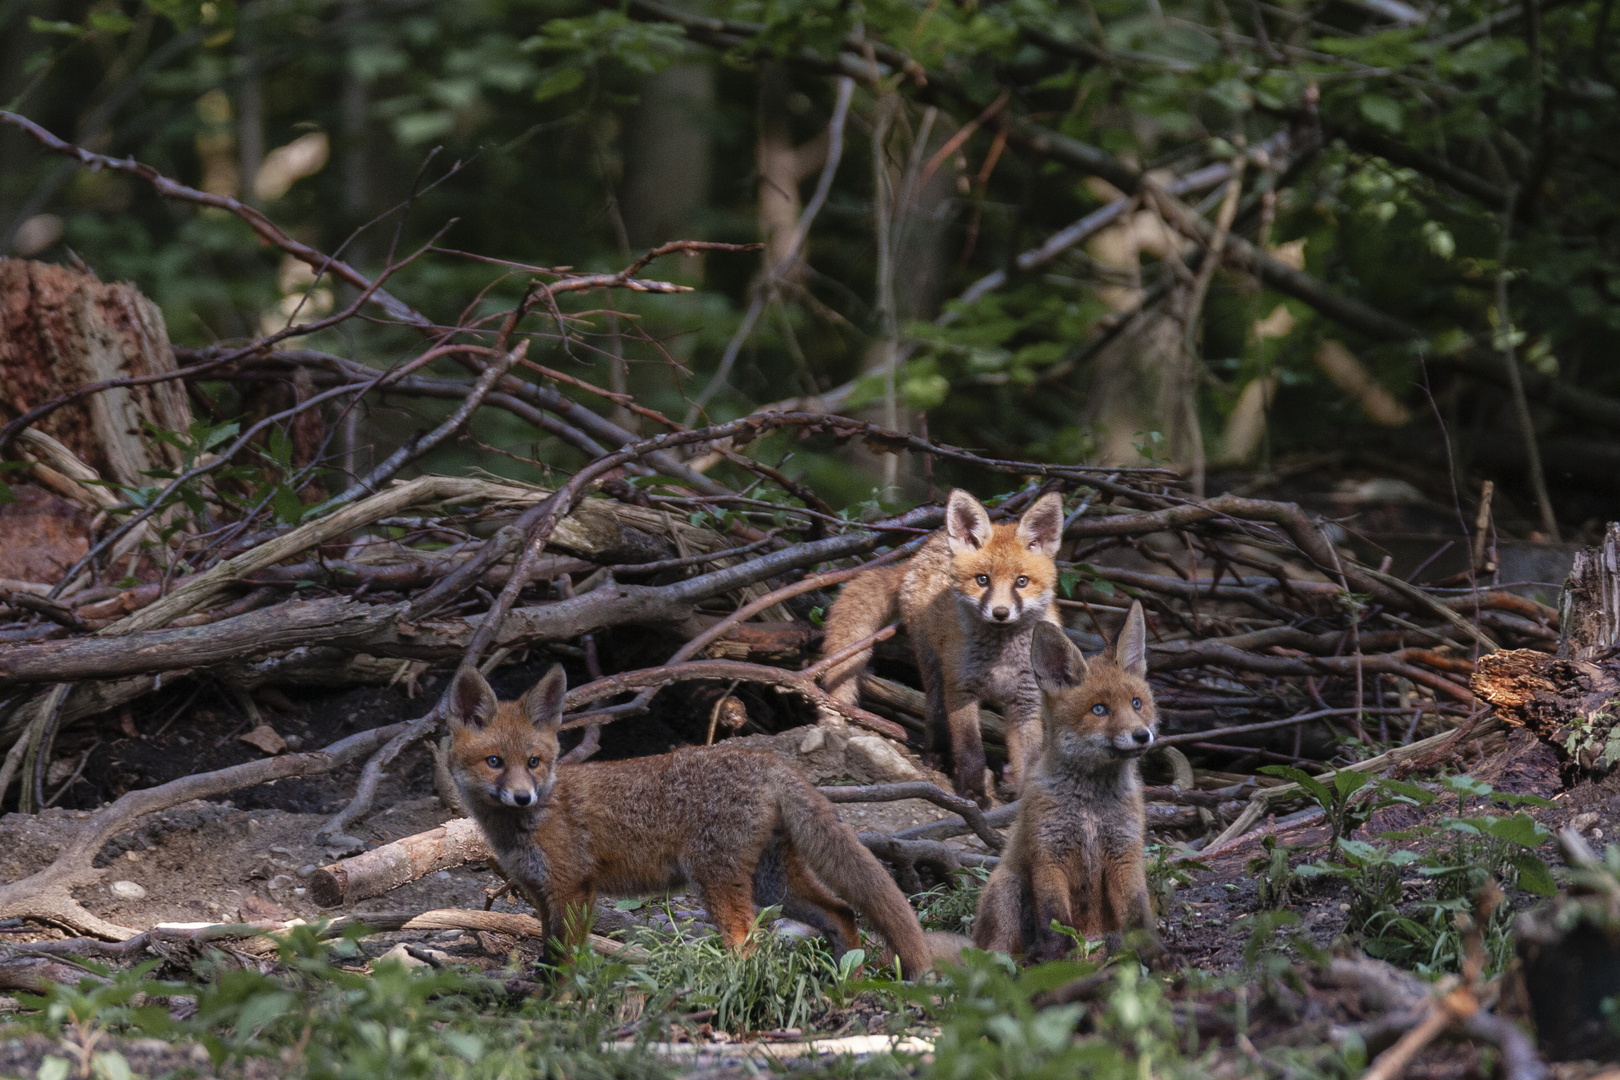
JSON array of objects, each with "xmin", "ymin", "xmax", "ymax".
[
  {"xmin": 445, "ymin": 665, "xmax": 935, "ymax": 976},
  {"xmin": 820, "ymin": 489, "xmax": 1065, "ymax": 805},
  {"xmin": 973, "ymin": 600, "xmax": 1159, "ymax": 961}
]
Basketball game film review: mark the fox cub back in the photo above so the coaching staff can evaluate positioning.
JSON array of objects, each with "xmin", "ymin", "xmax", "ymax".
[{"xmin": 972, "ymin": 600, "xmax": 1160, "ymax": 960}]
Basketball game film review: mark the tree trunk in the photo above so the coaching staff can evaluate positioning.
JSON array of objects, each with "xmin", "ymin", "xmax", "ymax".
[{"xmin": 0, "ymin": 259, "xmax": 192, "ymax": 487}]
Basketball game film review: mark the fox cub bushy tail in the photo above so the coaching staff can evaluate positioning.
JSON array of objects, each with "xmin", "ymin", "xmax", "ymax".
[
  {"xmin": 819, "ymin": 488, "xmax": 1065, "ymax": 805},
  {"xmin": 972, "ymin": 600, "xmax": 1160, "ymax": 961},
  {"xmin": 444, "ymin": 664, "xmax": 935, "ymax": 976}
]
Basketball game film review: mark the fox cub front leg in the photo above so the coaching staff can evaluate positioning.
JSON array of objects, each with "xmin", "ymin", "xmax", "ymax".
[
  {"xmin": 944, "ymin": 689, "xmax": 992, "ymax": 806},
  {"xmin": 1025, "ymin": 859, "xmax": 1076, "ymax": 963},
  {"xmin": 1102, "ymin": 846, "xmax": 1163, "ymax": 959}
]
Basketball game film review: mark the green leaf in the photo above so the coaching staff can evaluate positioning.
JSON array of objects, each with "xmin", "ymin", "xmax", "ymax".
[
  {"xmin": 441, "ymin": 1031, "xmax": 484, "ymax": 1062},
  {"xmin": 1510, "ymin": 853, "xmax": 1556, "ymax": 896},
  {"xmin": 1334, "ymin": 769, "xmax": 1373, "ymax": 799},
  {"xmin": 533, "ymin": 66, "xmax": 585, "ymax": 102},
  {"xmin": 1376, "ymin": 778, "xmax": 1437, "ymax": 806},
  {"xmin": 1359, "ymin": 94, "xmax": 1404, "ymax": 133},
  {"xmin": 91, "ymin": 1052, "xmax": 133, "ymax": 1080},
  {"xmin": 87, "ymin": 10, "xmax": 135, "ymax": 33},
  {"xmin": 37, "ymin": 1057, "xmax": 71, "ymax": 1080},
  {"xmin": 271, "ymin": 486, "xmax": 306, "ymax": 526},
  {"xmin": 1474, "ymin": 813, "xmax": 1550, "ymax": 848},
  {"xmin": 28, "ymin": 17, "xmax": 84, "ymax": 37}
]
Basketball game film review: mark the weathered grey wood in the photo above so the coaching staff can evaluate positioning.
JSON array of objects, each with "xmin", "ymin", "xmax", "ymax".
[
  {"xmin": 0, "ymin": 597, "xmax": 402, "ymax": 682},
  {"xmin": 1562, "ymin": 521, "xmax": 1620, "ymax": 660}
]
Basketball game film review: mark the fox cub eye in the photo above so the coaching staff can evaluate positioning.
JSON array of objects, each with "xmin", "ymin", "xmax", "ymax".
[
  {"xmin": 485, "ymin": 755, "xmax": 503, "ymax": 768},
  {"xmin": 1091, "ymin": 703, "xmax": 1108, "ymax": 716},
  {"xmin": 1132, "ymin": 698, "xmax": 1142, "ymax": 710},
  {"xmin": 1015, "ymin": 575, "xmax": 1029, "ymax": 588},
  {"xmin": 975, "ymin": 573, "xmax": 990, "ymax": 587},
  {"xmin": 527, "ymin": 756, "xmax": 541, "ymax": 769}
]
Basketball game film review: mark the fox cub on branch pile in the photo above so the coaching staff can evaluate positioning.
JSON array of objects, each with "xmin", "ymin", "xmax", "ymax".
[
  {"xmin": 445, "ymin": 665, "xmax": 936, "ymax": 976},
  {"xmin": 973, "ymin": 600, "xmax": 1160, "ymax": 961},
  {"xmin": 820, "ymin": 488, "xmax": 1065, "ymax": 805}
]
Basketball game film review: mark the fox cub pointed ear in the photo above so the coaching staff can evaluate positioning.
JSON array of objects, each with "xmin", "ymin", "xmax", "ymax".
[
  {"xmin": 1115, "ymin": 600, "xmax": 1148, "ymax": 678},
  {"xmin": 521, "ymin": 665, "xmax": 567, "ymax": 733},
  {"xmin": 944, "ymin": 489, "xmax": 993, "ymax": 554},
  {"xmin": 1030, "ymin": 622, "xmax": 1087, "ymax": 693},
  {"xmin": 445, "ymin": 666, "xmax": 497, "ymax": 729},
  {"xmin": 1016, "ymin": 492, "xmax": 1065, "ymax": 558}
]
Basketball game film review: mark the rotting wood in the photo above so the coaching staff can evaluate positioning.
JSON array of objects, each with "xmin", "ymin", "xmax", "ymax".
[
  {"xmin": 1470, "ymin": 524, "xmax": 1620, "ymax": 777},
  {"xmin": 0, "ymin": 258, "xmax": 192, "ymax": 489}
]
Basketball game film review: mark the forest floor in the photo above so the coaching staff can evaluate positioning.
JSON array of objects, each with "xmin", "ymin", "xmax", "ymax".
[{"xmin": 2, "ymin": 662, "xmax": 1616, "ymax": 1078}]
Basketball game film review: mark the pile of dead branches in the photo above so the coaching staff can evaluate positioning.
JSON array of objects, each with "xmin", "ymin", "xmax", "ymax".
[{"xmin": 0, "ymin": 116, "xmax": 1562, "ymax": 942}]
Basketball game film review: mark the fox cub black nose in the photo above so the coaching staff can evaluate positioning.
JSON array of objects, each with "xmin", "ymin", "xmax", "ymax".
[
  {"xmin": 992, "ymin": 606, "xmax": 1010, "ymax": 621},
  {"xmin": 1132, "ymin": 730, "xmax": 1152, "ymax": 745},
  {"xmin": 513, "ymin": 791, "xmax": 532, "ymax": 806}
]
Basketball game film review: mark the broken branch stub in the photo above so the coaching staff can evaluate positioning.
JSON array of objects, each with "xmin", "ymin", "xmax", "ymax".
[{"xmin": 309, "ymin": 816, "xmax": 493, "ymax": 907}]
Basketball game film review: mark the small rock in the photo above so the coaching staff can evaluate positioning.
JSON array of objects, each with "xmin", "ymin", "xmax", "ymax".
[
  {"xmin": 375, "ymin": 942, "xmax": 429, "ymax": 970},
  {"xmin": 267, "ymin": 874, "xmax": 296, "ymax": 893},
  {"xmin": 798, "ymin": 727, "xmax": 826, "ymax": 754},
  {"xmin": 296, "ymin": 864, "xmax": 317, "ymax": 878},
  {"xmin": 238, "ymin": 724, "xmax": 287, "ymax": 755},
  {"xmin": 1572, "ymin": 811, "xmax": 1601, "ymax": 834},
  {"xmin": 846, "ymin": 735, "xmax": 923, "ymax": 783},
  {"xmin": 436, "ymin": 870, "xmax": 452, "ymax": 880},
  {"xmin": 110, "ymin": 880, "xmax": 147, "ymax": 901},
  {"xmin": 124, "ymin": 850, "xmax": 140, "ymax": 862},
  {"xmin": 240, "ymin": 895, "xmax": 290, "ymax": 923}
]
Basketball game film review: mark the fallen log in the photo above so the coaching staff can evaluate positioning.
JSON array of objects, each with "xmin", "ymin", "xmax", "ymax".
[
  {"xmin": 0, "ymin": 596, "xmax": 403, "ymax": 682},
  {"xmin": 310, "ymin": 817, "xmax": 493, "ymax": 907},
  {"xmin": 0, "ymin": 537, "xmax": 866, "ymax": 685}
]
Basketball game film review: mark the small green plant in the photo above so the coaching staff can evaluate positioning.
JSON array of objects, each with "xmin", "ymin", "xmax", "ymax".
[
  {"xmin": 629, "ymin": 905, "xmax": 873, "ymax": 1033},
  {"xmin": 22, "ymin": 924, "xmax": 673, "ymax": 1080},
  {"xmin": 914, "ymin": 866, "xmax": 990, "ymax": 936},
  {"xmin": 1259, "ymin": 765, "xmax": 1394, "ymax": 859},
  {"xmin": 1146, "ymin": 843, "xmax": 1204, "ymax": 915},
  {"xmin": 1246, "ymin": 836, "xmax": 1301, "ymax": 910},
  {"xmin": 1295, "ymin": 775, "xmax": 1555, "ymax": 977}
]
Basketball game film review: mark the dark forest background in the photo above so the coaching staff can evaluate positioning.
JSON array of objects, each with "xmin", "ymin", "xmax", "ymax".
[{"xmin": 4, "ymin": 0, "xmax": 1619, "ymax": 546}]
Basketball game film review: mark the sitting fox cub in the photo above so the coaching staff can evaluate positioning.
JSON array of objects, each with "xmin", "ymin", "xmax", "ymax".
[
  {"xmin": 445, "ymin": 665, "xmax": 935, "ymax": 976},
  {"xmin": 973, "ymin": 600, "xmax": 1158, "ymax": 960},
  {"xmin": 820, "ymin": 488, "xmax": 1065, "ymax": 805}
]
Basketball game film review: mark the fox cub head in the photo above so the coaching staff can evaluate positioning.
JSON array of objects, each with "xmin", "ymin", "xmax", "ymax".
[
  {"xmin": 445, "ymin": 665, "xmax": 566, "ymax": 814},
  {"xmin": 944, "ymin": 489, "xmax": 1064, "ymax": 627},
  {"xmin": 1030, "ymin": 601, "xmax": 1156, "ymax": 766}
]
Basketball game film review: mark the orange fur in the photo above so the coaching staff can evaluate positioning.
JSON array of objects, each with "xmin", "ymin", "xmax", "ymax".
[
  {"xmin": 973, "ymin": 600, "xmax": 1161, "ymax": 960},
  {"xmin": 445, "ymin": 666, "xmax": 933, "ymax": 976},
  {"xmin": 820, "ymin": 489, "xmax": 1065, "ymax": 804}
]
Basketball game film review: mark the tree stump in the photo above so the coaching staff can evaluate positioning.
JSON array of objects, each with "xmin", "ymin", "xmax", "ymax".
[
  {"xmin": 0, "ymin": 258, "xmax": 192, "ymax": 488},
  {"xmin": 1471, "ymin": 524, "xmax": 1620, "ymax": 779}
]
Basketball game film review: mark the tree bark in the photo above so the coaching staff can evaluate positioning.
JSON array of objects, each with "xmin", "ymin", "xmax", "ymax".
[
  {"xmin": 0, "ymin": 259, "xmax": 192, "ymax": 488},
  {"xmin": 1471, "ymin": 523, "xmax": 1620, "ymax": 777}
]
